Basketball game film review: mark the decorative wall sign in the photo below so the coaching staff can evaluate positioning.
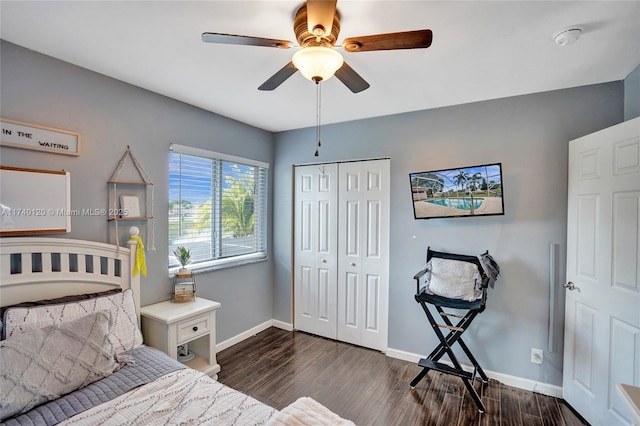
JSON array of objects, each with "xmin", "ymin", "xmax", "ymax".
[{"xmin": 0, "ymin": 117, "xmax": 81, "ymax": 156}]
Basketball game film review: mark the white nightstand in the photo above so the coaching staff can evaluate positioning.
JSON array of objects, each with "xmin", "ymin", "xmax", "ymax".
[{"xmin": 140, "ymin": 297, "xmax": 221, "ymax": 378}]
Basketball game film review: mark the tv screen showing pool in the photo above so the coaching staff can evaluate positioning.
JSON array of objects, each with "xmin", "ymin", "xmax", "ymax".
[{"xmin": 409, "ymin": 162, "xmax": 504, "ymax": 220}]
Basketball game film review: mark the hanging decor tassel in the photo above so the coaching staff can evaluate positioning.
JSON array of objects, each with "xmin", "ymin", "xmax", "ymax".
[{"xmin": 314, "ymin": 79, "xmax": 322, "ymax": 157}]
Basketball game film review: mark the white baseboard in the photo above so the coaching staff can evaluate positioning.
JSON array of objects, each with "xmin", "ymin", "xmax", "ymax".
[
  {"xmin": 271, "ymin": 319, "xmax": 294, "ymax": 331},
  {"xmin": 386, "ymin": 347, "xmax": 563, "ymax": 399},
  {"xmin": 216, "ymin": 319, "xmax": 294, "ymax": 352},
  {"xmin": 216, "ymin": 323, "xmax": 562, "ymax": 399},
  {"xmin": 216, "ymin": 320, "xmax": 272, "ymax": 352}
]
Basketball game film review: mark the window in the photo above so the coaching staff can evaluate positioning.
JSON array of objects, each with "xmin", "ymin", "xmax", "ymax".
[{"xmin": 168, "ymin": 144, "xmax": 268, "ymax": 272}]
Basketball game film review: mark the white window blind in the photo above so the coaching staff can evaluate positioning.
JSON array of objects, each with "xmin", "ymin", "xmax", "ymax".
[{"xmin": 168, "ymin": 144, "xmax": 268, "ymax": 271}]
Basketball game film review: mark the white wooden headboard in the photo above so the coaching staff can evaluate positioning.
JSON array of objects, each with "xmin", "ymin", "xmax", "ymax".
[{"xmin": 0, "ymin": 234, "xmax": 140, "ymax": 315}]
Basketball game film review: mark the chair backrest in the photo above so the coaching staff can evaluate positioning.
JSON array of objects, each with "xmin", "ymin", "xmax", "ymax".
[
  {"xmin": 427, "ymin": 247, "xmax": 500, "ymax": 288},
  {"xmin": 426, "ymin": 247, "xmax": 482, "ymax": 264}
]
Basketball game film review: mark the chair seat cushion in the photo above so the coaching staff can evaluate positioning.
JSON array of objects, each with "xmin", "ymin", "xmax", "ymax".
[{"xmin": 426, "ymin": 257, "xmax": 482, "ymax": 301}]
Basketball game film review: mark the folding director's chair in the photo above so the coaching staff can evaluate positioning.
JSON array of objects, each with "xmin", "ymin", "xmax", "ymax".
[{"xmin": 410, "ymin": 247, "xmax": 499, "ymax": 413}]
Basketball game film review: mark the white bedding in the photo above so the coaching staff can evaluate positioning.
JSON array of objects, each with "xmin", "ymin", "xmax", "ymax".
[
  {"xmin": 0, "ymin": 235, "xmax": 353, "ymax": 426},
  {"xmin": 266, "ymin": 397, "xmax": 355, "ymax": 426},
  {"xmin": 59, "ymin": 369, "xmax": 277, "ymax": 426}
]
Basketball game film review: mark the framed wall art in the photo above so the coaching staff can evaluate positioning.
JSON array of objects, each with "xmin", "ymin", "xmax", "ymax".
[{"xmin": 119, "ymin": 195, "xmax": 141, "ymax": 218}]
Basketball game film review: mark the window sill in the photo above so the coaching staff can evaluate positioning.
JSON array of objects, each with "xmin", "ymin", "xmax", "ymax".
[{"xmin": 168, "ymin": 253, "xmax": 267, "ymax": 277}]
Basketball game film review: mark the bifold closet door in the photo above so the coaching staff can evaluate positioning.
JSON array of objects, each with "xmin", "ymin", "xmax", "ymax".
[
  {"xmin": 336, "ymin": 159, "xmax": 390, "ymax": 352},
  {"xmin": 293, "ymin": 163, "xmax": 338, "ymax": 339},
  {"xmin": 293, "ymin": 159, "xmax": 390, "ymax": 352}
]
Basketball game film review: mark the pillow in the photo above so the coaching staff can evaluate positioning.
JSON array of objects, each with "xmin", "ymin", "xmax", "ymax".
[
  {"xmin": 0, "ymin": 310, "xmax": 118, "ymax": 420},
  {"xmin": 0, "ymin": 289, "xmax": 122, "ymax": 340},
  {"xmin": 3, "ymin": 288, "xmax": 142, "ymax": 354},
  {"xmin": 426, "ymin": 257, "xmax": 482, "ymax": 301}
]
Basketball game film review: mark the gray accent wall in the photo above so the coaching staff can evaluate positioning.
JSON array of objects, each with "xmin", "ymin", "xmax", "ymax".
[
  {"xmin": 0, "ymin": 41, "xmax": 275, "ymax": 343},
  {"xmin": 272, "ymin": 83, "xmax": 623, "ymax": 387}
]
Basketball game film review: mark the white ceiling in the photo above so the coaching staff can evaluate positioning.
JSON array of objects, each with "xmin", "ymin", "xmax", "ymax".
[{"xmin": 1, "ymin": 1, "xmax": 639, "ymax": 132}]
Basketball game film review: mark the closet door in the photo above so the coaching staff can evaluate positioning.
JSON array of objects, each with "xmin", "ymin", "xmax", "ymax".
[
  {"xmin": 337, "ymin": 159, "xmax": 390, "ymax": 351},
  {"xmin": 293, "ymin": 163, "xmax": 338, "ymax": 339}
]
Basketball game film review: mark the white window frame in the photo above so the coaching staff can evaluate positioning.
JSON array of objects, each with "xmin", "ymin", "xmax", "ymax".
[{"xmin": 168, "ymin": 143, "xmax": 268, "ymax": 275}]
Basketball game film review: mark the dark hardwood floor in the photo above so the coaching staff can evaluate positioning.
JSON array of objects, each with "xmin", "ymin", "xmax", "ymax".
[{"xmin": 217, "ymin": 327, "xmax": 587, "ymax": 426}]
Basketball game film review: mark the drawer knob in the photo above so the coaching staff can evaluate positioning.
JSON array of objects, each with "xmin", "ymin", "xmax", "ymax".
[{"xmin": 192, "ymin": 326, "xmax": 198, "ymax": 332}]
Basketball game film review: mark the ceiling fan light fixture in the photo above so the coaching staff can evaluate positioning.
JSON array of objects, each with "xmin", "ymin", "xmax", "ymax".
[{"xmin": 292, "ymin": 46, "xmax": 344, "ymax": 82}]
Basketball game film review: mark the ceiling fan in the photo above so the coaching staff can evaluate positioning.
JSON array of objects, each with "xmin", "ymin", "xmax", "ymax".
[{"xmin": 201, "ymin": 0, "xmax": 433, "ymax": 93}]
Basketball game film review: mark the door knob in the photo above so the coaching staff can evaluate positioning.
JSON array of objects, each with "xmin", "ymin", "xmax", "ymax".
[
  {"xmin": 563, "ymin": 282, "xmax": 575, "ymax": 291},
  {"xmin": 350, "ymin": 262, "xmax": 356, "ymax": 267}
]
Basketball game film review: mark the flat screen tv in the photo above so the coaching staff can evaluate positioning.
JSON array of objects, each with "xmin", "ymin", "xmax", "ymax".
[{"xmin": 409, "ymin": 162, "xmax": 504, "ymax": 220}]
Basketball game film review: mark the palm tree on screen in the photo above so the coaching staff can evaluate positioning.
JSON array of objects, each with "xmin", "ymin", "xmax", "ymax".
[{"xmin": 453, "ymin": 170, "xmax": 468, "ymax": 198}]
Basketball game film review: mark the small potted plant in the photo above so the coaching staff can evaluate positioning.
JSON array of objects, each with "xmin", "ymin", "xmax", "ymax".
[{"xmin": 172, "ymin": 246, "xmax": 192, "ymax": 275}]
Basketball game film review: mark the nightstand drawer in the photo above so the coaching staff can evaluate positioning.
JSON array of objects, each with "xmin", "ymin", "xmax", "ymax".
[{"xmin": 177, "ymin": 314, "xmax": 210, "ymax": 343}]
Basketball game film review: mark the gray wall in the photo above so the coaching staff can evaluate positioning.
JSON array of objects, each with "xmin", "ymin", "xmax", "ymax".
[
  {"xmin": 0, "ymin": 41, "xmax": 275, "ymax": 342},
  {"xmin": 625, "ymin": 64, "xmax": 640, "ymax": 120},
  {"xmin": 272, "ymin": 83, "xmax": 623, "ymax": 387},
  {"xmin": 1, "ymin": 39, "xmax": 633, "ymax": 388}
]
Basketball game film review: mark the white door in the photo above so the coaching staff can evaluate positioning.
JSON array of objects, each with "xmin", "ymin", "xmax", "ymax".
[
  {"xmin": 337, "ymin": 159, "xmax": 390, "ymax": 351},
  {"xmin": 293, "ymin": 163, "xmax": 338, "ymax": 339},
  {"xmin": 563, "ymin": 117, "xmax": 640, "ymax": 425}
]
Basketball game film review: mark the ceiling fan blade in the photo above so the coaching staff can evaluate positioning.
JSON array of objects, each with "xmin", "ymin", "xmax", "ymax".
[
  {"xmin": 258, "ymin": 62, "xmax": 298, "ymax": 91},
  {"xmin": 201, "ymin": 32, "xmax": 292, "ymax": 49},
  {"xmin": 334, "ymin": 61, "xmax": 370, "ymax": 93},
  {"xmin": 342, "ymin": 29, "xmax": 432, "ymax": 52},
  {"xmin": 306, "ymin": 0, "xmax": 337, "ymax": 37}
]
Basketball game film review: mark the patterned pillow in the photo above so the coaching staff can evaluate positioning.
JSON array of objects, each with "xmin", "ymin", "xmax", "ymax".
[
  {"xmin": 3, "ymin": 289, "xmax": 142, "ymax": 354},
  {"xmin": 0, "ymin": 310, "xmax": 118, "ymax": 421},
  {"xmin": 426, "ymin": 257, "xmax": 482, "ymax": 301},
  {"xmin": 0, "ymin": 289, "xmax": 122, "ymax": 340}
]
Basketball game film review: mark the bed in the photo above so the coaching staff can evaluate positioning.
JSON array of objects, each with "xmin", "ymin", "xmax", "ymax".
[{"xmin": 0, "ymin": 233, "xmax": 354, "ymax": 425}]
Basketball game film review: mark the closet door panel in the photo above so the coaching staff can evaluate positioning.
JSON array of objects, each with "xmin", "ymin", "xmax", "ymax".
[
  {"xmin": 338, "ymin": 160, "xmax": 390, "ymax": 351},
  {"xmin": 345, "ymin": 272, "xmax": 359, "ymax": 327},
  {"xmin": 365, "ymin": 274, "xmax": 380, "ymax": 330},
  {"xmin": 346, "ymin": 201, "xmax": 360, "ymax": 257},
  {"xmin": 367, "ymin": 200, "xmax": 381, "ymax": 258},
  {"xmin": 317, "ymin": 268, "xmax": 331, "ymax": 322},
  {"xmin": 294, "ymin": 164, "xmax": 338, "ymax": 339},
  {"xmin": 299, "ymin": 266, "xmax": 313, "ymax": 321}
]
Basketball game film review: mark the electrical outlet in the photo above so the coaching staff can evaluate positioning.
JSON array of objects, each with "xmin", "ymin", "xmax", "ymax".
[{"xmin": 531, "ymin": 348, "xmax": 543, "ymax": 365}]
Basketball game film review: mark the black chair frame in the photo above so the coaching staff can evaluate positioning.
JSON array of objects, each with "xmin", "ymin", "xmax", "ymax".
[{"xmin": 410, "ymin": 247, "xmax": 495, "ymax": 413}]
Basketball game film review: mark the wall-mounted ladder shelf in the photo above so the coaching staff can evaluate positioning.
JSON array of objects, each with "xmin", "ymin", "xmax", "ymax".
[{"xmin": 108, "ymin": 145, "xmax": 155, "ymax": 250}]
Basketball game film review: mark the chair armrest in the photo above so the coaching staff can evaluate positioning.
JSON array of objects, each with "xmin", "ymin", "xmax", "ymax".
[
  {"xmin": 413, "ymin": 267, "xmax": 429, "ymax": 280},
  {"xmin": 414, "ymin": 265, "xmax": 429, "ymax": 295},
  {"xmin": 481, "ymin": 275, "xmax": 491, "ymax": 289}
]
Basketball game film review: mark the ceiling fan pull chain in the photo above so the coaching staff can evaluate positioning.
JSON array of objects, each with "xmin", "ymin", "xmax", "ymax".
[
  {"xmin": 315, "ymin": 81, "xmax": 322, "ymax": 156},
  {"xmin": 318, "ymin": 81, "xmax": 322, "ymax": 148}
]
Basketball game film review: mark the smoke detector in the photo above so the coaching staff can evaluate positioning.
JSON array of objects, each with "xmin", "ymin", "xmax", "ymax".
[{"xmin": 552, "ymin": 27, "xmax": 582, "ymax": 46}]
